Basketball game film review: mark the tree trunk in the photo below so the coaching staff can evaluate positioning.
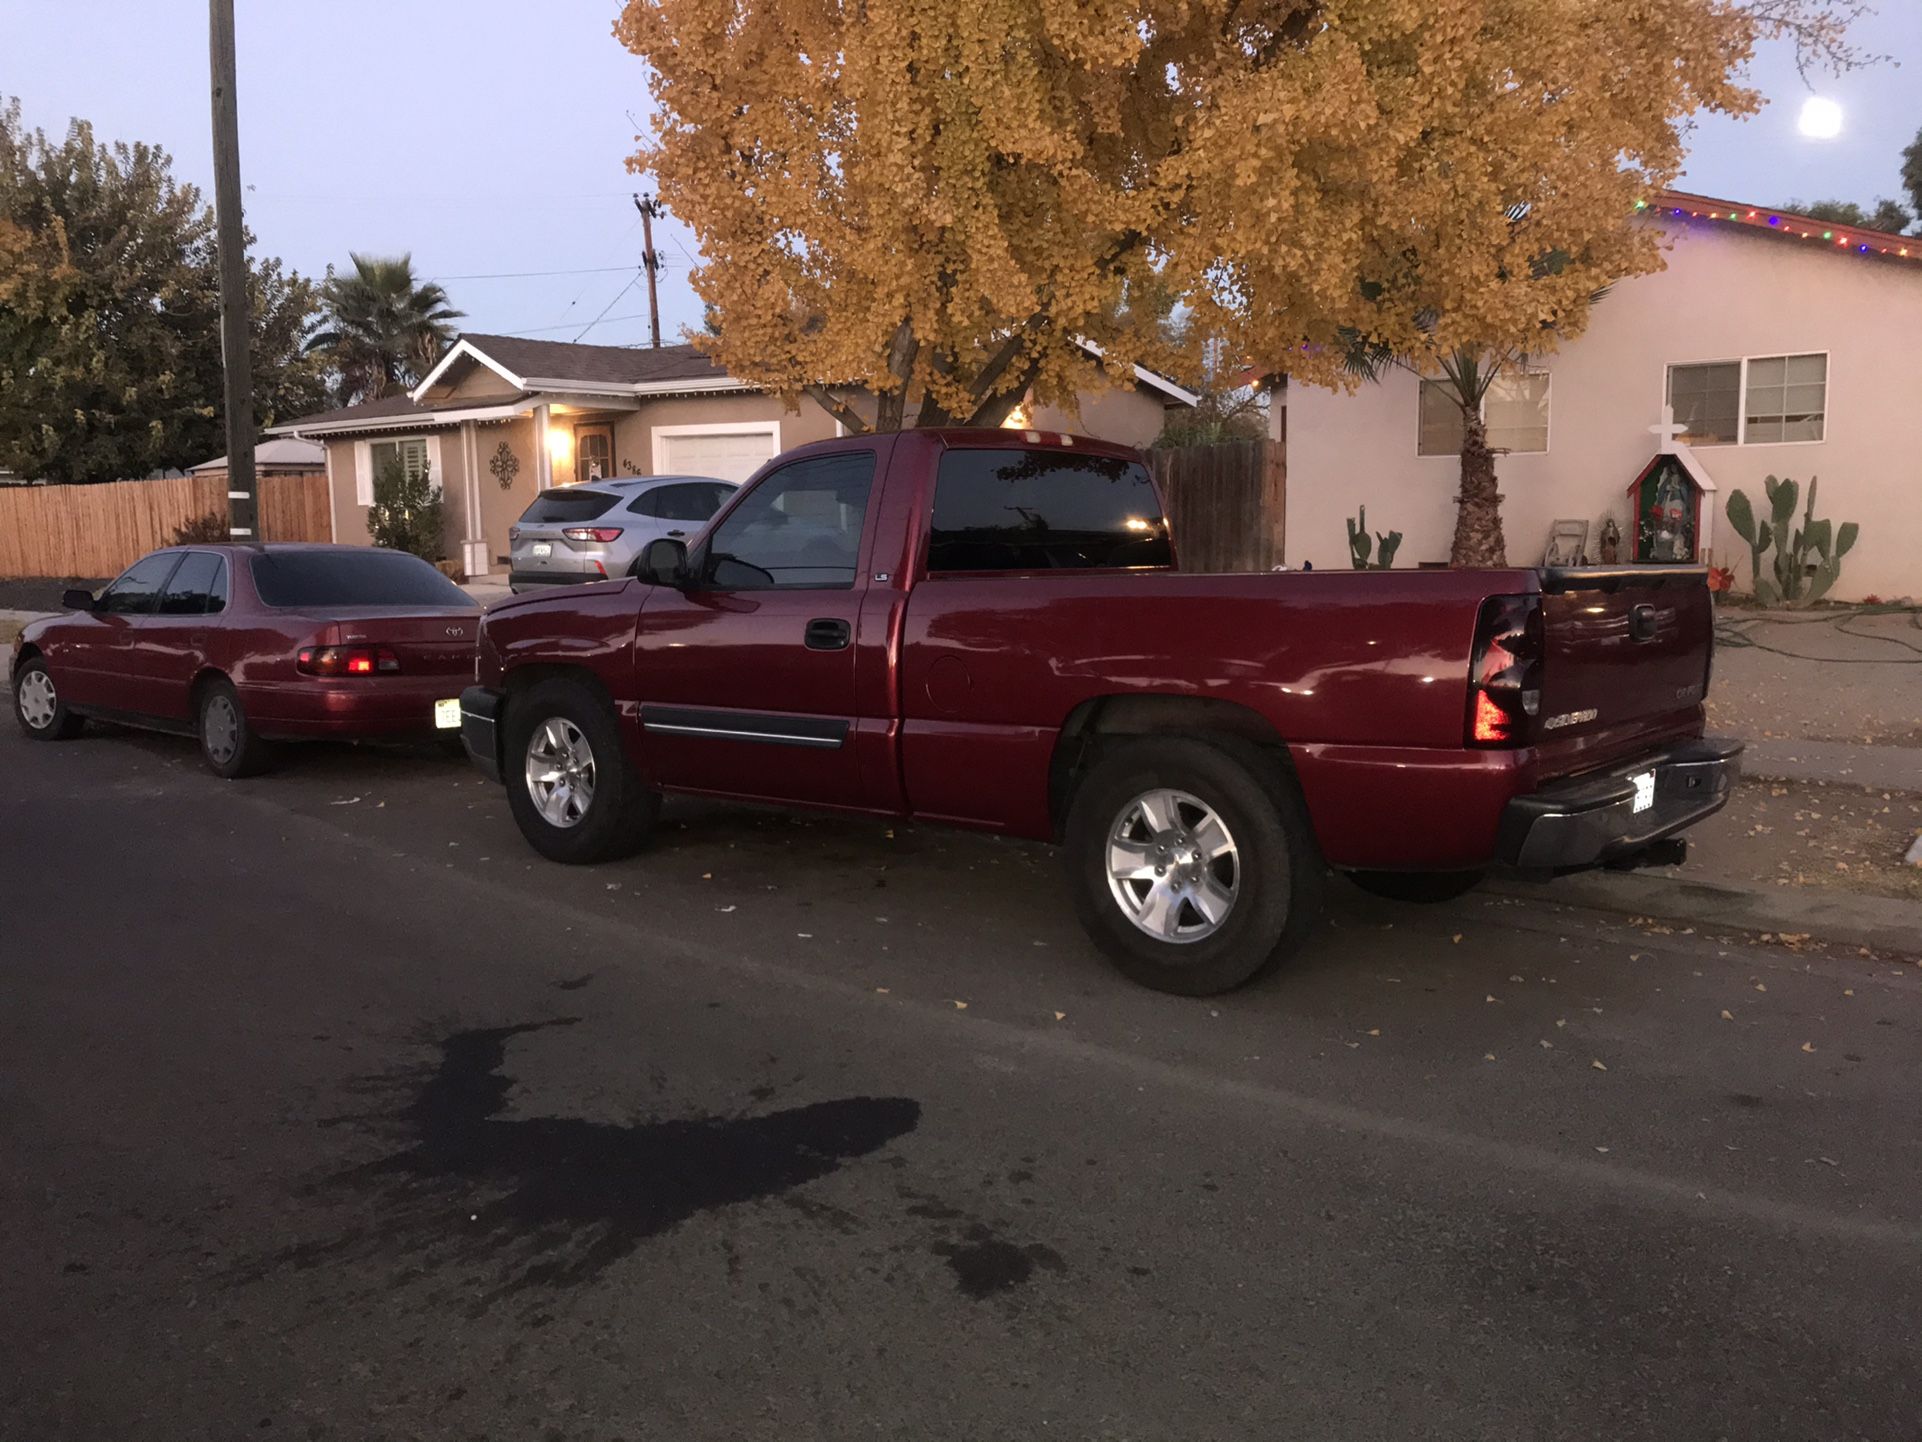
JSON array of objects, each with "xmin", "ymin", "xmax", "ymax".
[{"xmin": 1450, "ymin": 410, "xmax": 1507, "ymax": 568}]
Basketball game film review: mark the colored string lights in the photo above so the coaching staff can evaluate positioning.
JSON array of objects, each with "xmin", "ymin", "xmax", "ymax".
[{"xmin": 1634, "ymin": 195, "xmax": 1916, "ymax": 262}]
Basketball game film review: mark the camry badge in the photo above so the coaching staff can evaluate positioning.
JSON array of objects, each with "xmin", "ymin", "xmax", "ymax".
[{"xmin": 446, "ymin": 627, "xmax": 466, "ymax": 637}]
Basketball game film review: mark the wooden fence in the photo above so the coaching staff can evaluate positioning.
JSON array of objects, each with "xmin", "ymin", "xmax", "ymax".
[
  {"xmin": 1148, "ymin": 438, "xmax": 1285, "ymax": 573},
  {"xmin": 0, "ymin": 472, "xmax": 332, "ymax": 579}
]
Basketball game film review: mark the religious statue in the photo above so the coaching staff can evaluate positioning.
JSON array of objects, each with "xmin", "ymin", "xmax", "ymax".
[{"xmin": 1598, "ymin": 518, "xmax": 1621, "ymax": 565}]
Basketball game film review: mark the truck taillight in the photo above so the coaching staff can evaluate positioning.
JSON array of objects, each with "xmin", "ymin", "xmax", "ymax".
[
  {"xmin": 298, "ymin": 645, "xmax": 400, "ymax": 677},
  {"xmin": 563, "ymin": 527, "xmax": 624, "ymax": 543},
  {"xmin": 1466, "ymin": 595, "xmax": 1543, "ymax": 747}
]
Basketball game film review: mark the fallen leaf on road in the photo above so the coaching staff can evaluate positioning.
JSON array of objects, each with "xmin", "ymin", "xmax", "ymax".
[
  {"xmin": 1486, "ymin": 994, "xmax": 1501, "ymax": 1004},
  {"xmin": 702, "ymin": 872, "xmax": 712, "ymax": 880},
  {"xmin": 1843, "ymin": 988, "xmax": 1854, "ymax": 997},
  {"xmin": 953, "ymin": 1000, "xmax": 969, "ymax": 1010},
  {"xmin": 1801, "ymin": 1041, "xmax": 1815, "ymax": 1053},
  {"xmin": 1508, "ymin": 974, "xmax": 1524, "ymax": 983},
  {"xmin": 717, "ymin": 905, "xmax": 736, "ymax": 913},
  {"xmin": 1452, "ymin": 934, "xmax": 1462, "ymax": 944},
  {"xmin": 330, "ymin": 797, "xmax": 361, "ymax": 806},
  {"xmin": 1555, "ymin": 1018, "xmax": 1567, "ymax": 1029},
  {"xmin": 1539, "ymin": 1040, "xmax": 1553, "ymax": 1049},
  {"xmin": 1366, "ymin": 1028, "xmax": 1381, "ymax": 1037},
  {"xmin": 1595, "ymin": 1146, "xmax": 1610, "ymax": 1154},
  {"xmin": 1754, "ymin": 982, "xmax": 1767, "ymax": 992},
  {"xmin": 1054, "ymin": 1011, "xmax": 1066, "ymax": 1021},
  {"xmin": 874, "ymin": 987, "xmax": 889, "ymax": 994},
  {"xmin": 1484, "ymin": 1053, "xmax": 1497, "ymax": 1061},
  {"xmin": 1721, "ymin": 1010, "xmax": 1734, "ymax": 1021},
  {"xmin": 1591, "ymin": 1059, "xmax": 1608, "ymax": 1072},
  {"xmin": 797, "ymin": 932, "xmax": 813, "ymax": 939}
]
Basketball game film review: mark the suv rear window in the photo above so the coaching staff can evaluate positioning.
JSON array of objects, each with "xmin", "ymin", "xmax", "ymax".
[
  {"xmin": 250, "ymin": 550, "xmax": 477, "ymax": 608},
  {"xmin": 927, "ymin": 449, "xmax": 1171, "ymax": 572},
  {"xmin": 517, "ymin": 488, "xmax": 621, "ymax": 524}
]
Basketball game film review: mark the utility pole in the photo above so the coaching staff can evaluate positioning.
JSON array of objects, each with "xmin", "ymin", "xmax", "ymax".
[
  {"xmin": 209, "ymin": 0, "xmax": 256, "ymax": 540},
  {"xmin": 634, "ymin": 194, "xmax": 663, "ymax": 349}
]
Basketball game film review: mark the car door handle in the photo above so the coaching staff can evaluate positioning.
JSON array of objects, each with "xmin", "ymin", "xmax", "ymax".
[
  {"xmin": 667, "ymin": 529, "xmax": 686, "ymax": 538},
  {"xmin": 804, "ymin": 618, "xmax": 851, "ymax": 651}
]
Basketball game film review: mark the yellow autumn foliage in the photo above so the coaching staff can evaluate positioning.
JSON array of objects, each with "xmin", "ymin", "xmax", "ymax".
[{"xmin": 614, "ymin": 0, "xmax": 1858, "ymax": 429}]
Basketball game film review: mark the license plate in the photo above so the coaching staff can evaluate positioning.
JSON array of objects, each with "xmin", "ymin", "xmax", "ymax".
[
  {"xmin": 1630, "ymin": 771, "xmax": 1656, "ymax": 814},
  {"xmin": 530, "ymin": 542, "xmax": 552, "ymax": 558},
  {"xmin": 434, "ymin": 698, "xmax": 462, "ymax": 730}
]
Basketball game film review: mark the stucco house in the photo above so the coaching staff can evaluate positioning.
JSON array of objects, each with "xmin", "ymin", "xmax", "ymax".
[
  {"xmin": 1279, "ymin": 190, "xmax": 1922, "ymax": 602},
  {"xmin": 268, "ymin": 334, "xmax": 1198, "ymax": 580}
]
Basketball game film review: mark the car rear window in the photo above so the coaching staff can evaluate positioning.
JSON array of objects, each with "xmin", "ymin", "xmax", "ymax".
[
  {"xmin": 517, "ymin": 488, "xmax": 621, "ymax": 524},
  {"xmin": 250, "ymin": 550, "xmax": 477, "ymax": 608}
]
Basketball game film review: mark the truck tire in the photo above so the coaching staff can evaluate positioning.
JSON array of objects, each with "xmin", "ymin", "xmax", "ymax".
[
  {"xmin": 504, "ymin": 677, "xmax": 660, "ymax": 864},
  {"xmin": 1347, "ymin": 870, "xmax": 1485, "ymax": 904},
  {"xmin": 1063, "ymin": 736, "xmax": 1324, "ymax": 995}
]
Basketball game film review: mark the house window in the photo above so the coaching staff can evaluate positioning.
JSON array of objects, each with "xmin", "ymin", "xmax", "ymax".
[
  {"xmin": 1743, "ymin": 353, "xmax": 1827, "ymax": 444},
  {"xmin": 1417, "ymin": 372, "xmax": 1550, "ymax": 456},
  {"xmin": 1666, "ymin": 354, "xmax": 1826, "ymax": 446},
  {"xmin": 359, "ymin": 436, "xmax": 429, "ymax": 504}
]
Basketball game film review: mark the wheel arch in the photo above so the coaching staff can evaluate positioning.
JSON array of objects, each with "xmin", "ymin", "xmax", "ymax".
[
  {"xmin": 189, "ymin": 665, "xmax": 231, "ymax": 705},
  {"xmin": 1047, "ymin": 694, "xmax": 1301, "ymax": 840}
]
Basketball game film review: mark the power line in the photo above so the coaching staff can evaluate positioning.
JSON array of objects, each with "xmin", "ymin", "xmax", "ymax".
[
  {"xmin": 574, "ymin": 275, "xmax": 643, "ymax": 341},
  {"xmin": 430, "ymin": 264, "xmax": 640, "ymax": 281}
]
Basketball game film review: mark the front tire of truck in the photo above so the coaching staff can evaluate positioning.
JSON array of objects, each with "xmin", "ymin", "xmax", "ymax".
[
  {"xmin": 504, "ymin": 677, "xmax": 660, "ymax": 864},
  {"xmin": 1064, "ymin": 737, "xmax": 1323, "ymax": 996}
]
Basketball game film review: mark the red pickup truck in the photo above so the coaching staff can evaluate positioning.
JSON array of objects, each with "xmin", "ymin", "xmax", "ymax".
[{"xmin": 461, "ymin": 428, "xmax": 1738, "ymax": 994}]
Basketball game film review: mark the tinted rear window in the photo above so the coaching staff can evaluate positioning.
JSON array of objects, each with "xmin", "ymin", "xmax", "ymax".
[
  {"xmin": 250, "ymin": 551, "xmax": 477, "ymax": 608},
  {"xmin": 518, "ymin": 488, "xmax": 621, "ymax": 524},
  {"xmin": 928, "ymin": 449, "xmax": 1171, "ymax": 572}
]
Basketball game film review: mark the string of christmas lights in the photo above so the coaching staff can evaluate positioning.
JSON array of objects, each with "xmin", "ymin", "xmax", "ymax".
[{"xmin": 1637, "ymin": 196, "xmax": 1917, "ymax": 262}]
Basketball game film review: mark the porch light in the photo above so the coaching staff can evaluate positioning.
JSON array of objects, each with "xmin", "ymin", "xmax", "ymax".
[{"xmin": 546, "ymin": 427, "xmax": 573, "ymax": 468}]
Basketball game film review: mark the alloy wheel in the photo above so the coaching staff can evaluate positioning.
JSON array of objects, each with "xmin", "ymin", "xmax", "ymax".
[
  {"xmin": 1104, "ymin": 788, "xmax": 1240, "ymax": 943},
  {"xmin": 525, "ymin": 716, "xmax": 597, "ymax": 829}
]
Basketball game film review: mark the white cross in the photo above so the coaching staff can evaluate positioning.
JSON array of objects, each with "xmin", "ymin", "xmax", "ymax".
[{"xmin": 1649, "ymin": 405, "xmax": 1689, "ymax": 453}]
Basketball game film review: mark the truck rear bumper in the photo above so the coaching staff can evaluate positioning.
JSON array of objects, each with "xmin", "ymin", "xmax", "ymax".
[
  {"xmin": 1496, "ymin": 736, "xmax": 1743, "ymax": 871},
  {"xmin": 460, "ymin": 685, "xmax": 504, "ymax": 782}
]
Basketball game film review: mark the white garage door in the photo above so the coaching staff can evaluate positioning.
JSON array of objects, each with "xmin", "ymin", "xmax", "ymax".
[{"xmin": 657, "ymin": 427, "xmax": 779, "ymax": 484}]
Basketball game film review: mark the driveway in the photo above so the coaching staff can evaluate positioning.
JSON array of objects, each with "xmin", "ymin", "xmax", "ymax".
[{"xmin": 2, "ymin": 724, "xmax": 1917, "ymax": 1440}]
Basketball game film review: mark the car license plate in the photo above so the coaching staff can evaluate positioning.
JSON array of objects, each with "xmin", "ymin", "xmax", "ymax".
[
  {"xmin": 530, "ymin": 542, "xmax": 552, "ymax": 558},
  {"xmin": 1630, "ymin": 770, "xmax": 1656, "ymax": 814},
  {"xmin": 434, "ymin": 698, "xmax": 462, "ymax": 730}
]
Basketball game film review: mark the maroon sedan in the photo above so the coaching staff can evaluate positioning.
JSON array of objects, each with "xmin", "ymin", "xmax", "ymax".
[{"xmin": 10, "ymin": 544, "xmax": 480, "ymax": 777}]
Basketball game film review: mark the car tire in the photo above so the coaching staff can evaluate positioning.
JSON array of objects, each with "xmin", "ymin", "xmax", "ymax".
[
  {"xmin": 1063, "ymin": 735, "xmax": 1324, "ymax": 996},
  {"xmin": 1347, "ymin": 870, "xmax": 1486, "ymax": 904},
  {"xmin": 504, "ymin": 677, "xmax": 660, "ymax": 863},
  {"xmin": 12, "ymin": 656, "xmax": 85, "ymax": 741},
  {"xmin": 197, "ymin": 677, "xmax": 275, "ymax": 778}
]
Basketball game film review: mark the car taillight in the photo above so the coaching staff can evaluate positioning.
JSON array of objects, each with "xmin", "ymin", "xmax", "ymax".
[
  {"xmin": 563, "ymin": 527, "xmax": 623, "ymax": 543},
  {"xmin": 1466, "ymin": 595, "xmax": 1543, "ymax": 747},
  {"xmin": 298, "ymin": 645, "xmax": 401, "ymax": 677}
]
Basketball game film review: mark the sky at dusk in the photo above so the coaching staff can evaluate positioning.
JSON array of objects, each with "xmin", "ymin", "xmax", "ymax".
[{"xmin": 4, "ymin": 0, "xmax": 1918, "ymax": 351}]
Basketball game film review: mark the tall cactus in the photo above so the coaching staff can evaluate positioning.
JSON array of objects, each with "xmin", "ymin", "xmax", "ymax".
[{"xmin": 1725, "ymin": 475, "xmax": 1857, "ymax": 607}]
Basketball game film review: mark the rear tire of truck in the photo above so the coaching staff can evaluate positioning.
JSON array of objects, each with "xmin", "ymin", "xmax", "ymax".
[
  {"xmin": 1347, "ymin": 870, "xmax": 1486, "ymax": 904},
  {"xmin": 504, "ymin": 677, "xmax": 660, "ymax": 864},
  {"xmin": 1064, "ymin": 736, "xmax": 1324, "ymax": 996}
]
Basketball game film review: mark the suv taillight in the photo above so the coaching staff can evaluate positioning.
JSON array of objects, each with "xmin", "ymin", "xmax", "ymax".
[
  {"xmin": 1466, "ymin": 595, "xmax": 1543, "ymax": 747},
  {"xmin": 298, "ymin": 645, "xmax": 400, "ymax": 677},
  {"xmin": 562, "ymin": 527, "xmax": 624, "ymax": 543}
]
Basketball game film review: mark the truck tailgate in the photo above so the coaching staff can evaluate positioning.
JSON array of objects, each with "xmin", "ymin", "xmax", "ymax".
[{"xmin": 1536, "ymin": 566, "xmax": 1712, "ymax": 740}]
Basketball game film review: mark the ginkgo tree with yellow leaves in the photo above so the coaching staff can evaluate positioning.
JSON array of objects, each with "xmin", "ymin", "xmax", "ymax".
[{"xmin": 615, "ymin": 0, "xmax": 1863, "ymax": 563}]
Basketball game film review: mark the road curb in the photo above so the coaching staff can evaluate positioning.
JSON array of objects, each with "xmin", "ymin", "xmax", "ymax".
[{"xmin": 1486, "ymin": 870, "xmax": 1921, "ymax": 956}]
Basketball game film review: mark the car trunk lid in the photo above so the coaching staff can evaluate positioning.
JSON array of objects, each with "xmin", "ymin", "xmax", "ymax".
[{"xmin": 299, "ymin": 607, "xmax": 479, "ymax": 678}]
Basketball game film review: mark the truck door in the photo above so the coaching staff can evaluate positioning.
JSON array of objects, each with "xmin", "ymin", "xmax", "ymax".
[{"xmin": 633, "ymin": 444, "xmax": 883, "ymax": 808}]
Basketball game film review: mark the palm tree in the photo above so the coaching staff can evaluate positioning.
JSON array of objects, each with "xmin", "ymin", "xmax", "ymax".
[
  {"xmin": 1341, "ymin": 211, "xmax": 1608, "ymax": 569},
  {"xmin": 306, "ymin": 253, "xmax": 463, "ymax": 404}
]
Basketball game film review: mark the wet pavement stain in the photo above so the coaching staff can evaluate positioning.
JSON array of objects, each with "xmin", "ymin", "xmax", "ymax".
[
  {"xmin": 935, "ymin": 1223, "xmax": 1066, "ymax": 1300},
  {"xmin": 241, "ymin": 1019, "xmax": 919, "ymax": 1309}
]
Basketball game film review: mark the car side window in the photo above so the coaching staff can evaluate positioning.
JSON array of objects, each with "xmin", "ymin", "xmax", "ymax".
[
  {"xmin": 639, "ymin": 482, "xmax": 733, "ymax": 521},
  {"xmin": 927, "ymin": 449, "xmax": 1172, "ymax": 573},
  {"xmin": 97, "ymin": 552, "xmax": 185, "ymax": 616},
  {"xmin": 156, "ymin": 552, "xmax": 226, "ymax": 616},
  {"xmin": 701, "ymin": 454, "xmax": 875, "ymax": 590}
]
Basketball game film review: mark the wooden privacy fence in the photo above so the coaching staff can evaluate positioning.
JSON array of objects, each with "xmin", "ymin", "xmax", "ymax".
[
  {"xmin": 0, "ymin": 472, "xmax": 331, "ymax": 579},
  {"xmin": 1148, "ymin": 439, "xmax": 1285, "ymax": 573}
]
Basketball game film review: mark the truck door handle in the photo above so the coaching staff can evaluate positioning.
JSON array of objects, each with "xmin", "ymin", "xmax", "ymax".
[
  {"xmin": 805, "ymin": 618, "xmax": 851, "ymax": 651},
  {"xmin": 1628, "ymin": 603, "xmax": 1658, "ymax": 642},
  {"xmin": 667, "ymin": 529, "xmax": 686, "ymax": 538}
]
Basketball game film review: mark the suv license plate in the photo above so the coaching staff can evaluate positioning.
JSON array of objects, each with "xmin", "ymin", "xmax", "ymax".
[
  {"xmin": 530, "ymin": 542, "xmax": 552, "ymax": 558},
  {"xmin": 1630, "ymin": 771, "xmax": 1656, "ymax": 814},
  {"xmin": 435, "ymin": 698, "xmax": 461, "ymax": 730}
]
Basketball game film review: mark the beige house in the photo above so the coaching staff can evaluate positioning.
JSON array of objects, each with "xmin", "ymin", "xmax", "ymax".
[
  {"xmin": 1280, "ymin": 190, "xmax": 1922, "ymax": 602},
  {"xmin": 269, "ymin": 334, "xmax": 1197, "ymax": 579}
]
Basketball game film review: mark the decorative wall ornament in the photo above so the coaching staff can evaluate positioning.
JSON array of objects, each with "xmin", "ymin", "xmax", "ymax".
[{"xmin": 489, "ymin": 441, "xmax": 521, "ymax": 490}]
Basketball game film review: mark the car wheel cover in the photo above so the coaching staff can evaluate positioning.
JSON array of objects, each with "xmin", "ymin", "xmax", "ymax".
[
  {"xmin": 1105, "ymin": 788, "xmax": 1239, "ymax": 944},
  {"xmin": 525, "ymin": 716, "xmax": 596, "ymax": 829},
  {"xmin": 202, "ymin": 694, "xmax": 240, "ymax": 764},
  {"xmin": 18, "ymin": 668, "xmax": 58, "ymax": 730}
]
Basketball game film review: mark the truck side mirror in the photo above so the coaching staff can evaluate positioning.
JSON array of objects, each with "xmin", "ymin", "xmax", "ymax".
[{"xmin": 636, "ymin": 537, "xmax": 690, "ymax": 588}]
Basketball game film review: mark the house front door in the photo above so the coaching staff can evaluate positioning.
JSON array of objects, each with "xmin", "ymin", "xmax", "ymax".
[{"xmin": 575, "ymin": 423, "xmax": 614, "ymax": 483}]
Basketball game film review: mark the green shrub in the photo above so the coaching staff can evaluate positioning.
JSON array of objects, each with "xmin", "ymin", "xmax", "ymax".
[
  {"xmin": 170, "ymin": 511, "xmax": 229, "ymax": 545},
  {"xmin": 369, "ymin": 456, "xmax": 443, "ymax": 562}
]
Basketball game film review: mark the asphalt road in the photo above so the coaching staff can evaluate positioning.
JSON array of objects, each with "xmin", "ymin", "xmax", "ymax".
[{"xmin": 2, "ymin": 720, "xmax": 1918, "ymax": 1441}]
